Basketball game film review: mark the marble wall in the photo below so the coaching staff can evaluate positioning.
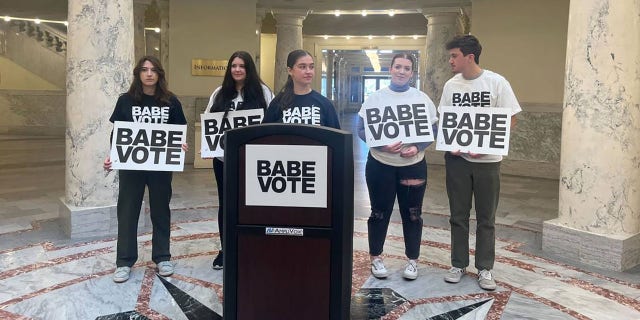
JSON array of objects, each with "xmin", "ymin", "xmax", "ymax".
[{"xmin": 0, "ymin": 90, "xmax": 66, "ymax": 135}]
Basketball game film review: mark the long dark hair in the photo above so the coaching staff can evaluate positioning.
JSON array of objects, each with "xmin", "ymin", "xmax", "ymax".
[
  {"xmin": 127, "ymin": 55, "xmax": 174, "ymax": 105},
  {"xmin": 210, "ymin": 51, "xmax": 268, "ymax": 112},
  {"xmin": 275, "ymin": 49, "xmax": 313, "ymax": 111}
]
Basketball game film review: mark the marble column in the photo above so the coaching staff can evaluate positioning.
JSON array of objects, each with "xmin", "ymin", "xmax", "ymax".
[
  {"xmin": 158, "ymin": 0, "xmax": 170, "ymax": 73},
  {"xmin": 63, "ymin": 0, "xmax": 135, "ymax": 238},
  {"xmin": 271, "ymin": 9, "xmax": 308, "ymax": 92},
  {"xmin": 133, "ymin": 0, "xmax": 149, "ymax": 60},
  {"xmin": 422, "ymin": 7, "xmax": 463, "ymax": 103},
  {"xmin": 543, "ymin": 0, "xmax": 640, "ymax": 271},
  {"xmin": 337, "ymin": 58, "xmax": 348, "ymax": 112},
  {"xmin": 255, "ymin": 9, "xmax": 265, "ymax": 71},
  {"xmin": 325, "ymin": 50, "xmax": 334, "ymax": 100}
]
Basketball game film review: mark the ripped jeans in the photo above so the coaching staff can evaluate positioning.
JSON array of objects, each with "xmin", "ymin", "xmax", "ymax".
[{"xmin": 366, "ymin": 154, "xmax": 427, "ymax": 260}]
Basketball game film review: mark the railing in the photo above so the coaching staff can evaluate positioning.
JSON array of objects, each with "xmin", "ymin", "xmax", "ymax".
[{"xmin": 9, "ymin": 20, "xmax": 67, "ymax": 55}]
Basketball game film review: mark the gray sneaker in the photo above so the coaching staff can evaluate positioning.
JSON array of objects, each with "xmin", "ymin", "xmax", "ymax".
[
  {"xmin": 402, "ymin": 260, "xmax": 418, "ymax": 280},
  {"xmin": 157, "ymin": 261, "xmax": 174, "ymax": 277},
  {"xmin": 113, "ymin": 266, "xmax": 131, "ymax": 283},
  {"xmin": 444, "ymin": 267, "xmax": 465, "ymax": 283},
  {"xmin": 371, "ymin": 257, "xmax": 389, "ymax": 279},
  {"xmin": 478, "ymin": 269, "xmax": 497, "ymax": 290}
]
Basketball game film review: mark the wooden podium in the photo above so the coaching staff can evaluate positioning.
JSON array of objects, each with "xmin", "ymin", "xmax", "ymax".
[{"xmin": 223, "ymin": 123, "xmax": 354, "ymax": 320}]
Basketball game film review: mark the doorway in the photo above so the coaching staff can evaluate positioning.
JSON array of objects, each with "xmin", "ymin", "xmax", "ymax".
[{"xmin": 363, "ymin": 76, "xmax": 391, "ymax": 101}]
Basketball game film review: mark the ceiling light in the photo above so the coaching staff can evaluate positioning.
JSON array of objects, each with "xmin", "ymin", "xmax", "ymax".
[
  {"xmin": 368, "ymin": 35, "xmax": 373, "ymax": 40},
  {"xmin": 34, "ymin": 18, "xmax": 41, "ymax": 24},
  {"xmin": 334, "ymin": 10, "xmax": 340, "ymax": 17},
  {"xmin": 345, "ymin": 35, "xmax": 351, "ymax": 40},
  {"xmin": 390, "ymin": 35, "xmax": 396, "ymax": 40},
  {"xmin": 323, "ymin": 35, "xmax": 329, "ymax": 40},
  {"xmin": 412, "ymin": 35, "xmax": 418, "ymax": 40},
  {"xmin": 388, "ymin": 10, "xmax": 395, "ymax": 17},
  {"xmin": 154, "ymin": 27, "xmax": 160, "ymax": 33},
  {"xmin": 3, "ymin": 16, "xmax": 10, "ymax": 22},
  {"xmin": 361, "ymin": 10, "xmax": 367, "ymax": 17}
]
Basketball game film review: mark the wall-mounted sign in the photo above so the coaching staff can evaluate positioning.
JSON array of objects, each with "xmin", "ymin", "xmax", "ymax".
[{"xmin": 191, "ymin": 59, "xmax": 227, "ymax": 76}]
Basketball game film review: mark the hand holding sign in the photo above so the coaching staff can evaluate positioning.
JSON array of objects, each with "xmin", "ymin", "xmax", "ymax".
[
  {"xmin": 436, "ymin": 106, "xmax": 512, "ymax": 156},
  {"xmin": 201, "ymin": 109, "xmax": 264, "ymax": 158},
  {"xmin": 109, "ymin": 121, "xmax": 187, "ymax": 172},
  {"xmin": 363, "ymin": 103, "xmax": 434, "ymax": 148},
  {"xmin": 380, "ymin": 141, "xmax": 403, "ymax": 154}
]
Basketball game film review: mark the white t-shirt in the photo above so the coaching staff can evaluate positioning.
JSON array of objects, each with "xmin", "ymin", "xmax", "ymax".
[
  {"xmin": 439, "ymin": 70, "xmax": 521, "ymax": 163},
  {"xmin": 358, "ymin": 86, "xmax": 438, "ymax": 167}
]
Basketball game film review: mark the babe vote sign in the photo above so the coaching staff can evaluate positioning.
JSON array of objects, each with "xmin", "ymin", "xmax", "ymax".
[
  {"xmin": 110, "ymin": 121, "xmax": 187, "ymax": 171},
  {"xmin": 245, "ymin": 144, "xmax": 328, "ymax": 208},
  {"xmin": 362, "ymin": 103, "xmax": 435, "ymax": 147},
  {"xmin": 435, "ymin": 106, "xmax": 512, "ymax": 155},
  {"xmin": 200, "ymin": 109, "xmax": 264, "ymax": 158}
]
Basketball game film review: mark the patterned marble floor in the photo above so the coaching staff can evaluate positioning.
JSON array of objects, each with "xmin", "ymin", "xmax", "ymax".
[{"xmin": 1, "ymin": 115, "xmax": 639, "ymax": 319}]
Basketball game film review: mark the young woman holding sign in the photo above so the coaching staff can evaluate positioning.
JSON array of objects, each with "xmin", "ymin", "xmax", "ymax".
[
  {"xmin": 357, "ymin": 53, "xmax": 438, "ymax": 280},
  {"xmin": 103, "ymin": 55, "xmax": 188, "ymax": 283},
  {"xmin": 205, "ymin": 51, "xmax": 274, "ymax": 270},
  {"xmin": 263, "ymin": 49, "xmax": 341, "ymax": 129}
]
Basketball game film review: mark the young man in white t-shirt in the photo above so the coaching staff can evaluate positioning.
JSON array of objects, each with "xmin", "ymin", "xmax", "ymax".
[{"xmin": 439, "ymin": 35, "xmax": 522, "ymax": 290}]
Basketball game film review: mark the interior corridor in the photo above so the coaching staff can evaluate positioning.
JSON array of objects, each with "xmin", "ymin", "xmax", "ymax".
[{"xmin": 1, "ymin": 113, "xmax": 639, "ymax": 319}]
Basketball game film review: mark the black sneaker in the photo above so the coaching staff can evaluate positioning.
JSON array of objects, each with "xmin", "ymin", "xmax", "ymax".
[{"xmin": 212, "ymin": 252, "xmax": 223, "ymax": 270}]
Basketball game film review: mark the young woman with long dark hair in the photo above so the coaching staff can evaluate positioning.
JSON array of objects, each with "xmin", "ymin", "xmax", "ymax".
[
  {"xmin": 205, "ymin": 51, "xmax": 273, "ymax": 270},
  {"xmin": 104, "ymin": 55, "xmax": 188, "ymax": 283}
]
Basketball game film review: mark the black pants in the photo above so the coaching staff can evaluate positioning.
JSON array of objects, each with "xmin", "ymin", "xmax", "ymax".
[
  {"xmin": 213, "ymin": 158, "xmax": 224, "ymax": 248},
  {"xmin": 366, "ymin": 154, "xmax": 427, "ymax": 260},
  {"xmin": 116, "ymin": 170, "xmax": 173, "ymax": 267},
  {"xmin": 445, "ymin": 152, "xmax": 500, "ymax": 270}
]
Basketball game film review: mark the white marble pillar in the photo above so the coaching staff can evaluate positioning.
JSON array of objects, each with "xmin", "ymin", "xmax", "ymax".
[
  {"xmin": 422, "ymin": 8, "xmax": 463, "ymax": 103},
  {"xmin": 63, "ymin": 0, "xmax": 134, "ymax": 238},
  {"xmin": 338, "ymin": 58, "xmax": 348, "ymax": 111},
  {"xmin": 325, "ymin": 50, "xmax": 334, "ymax": 100},
  {"xmin": 255, "ymin": 9, "xmax": 265, "ymax": 71},
  {"xmin": 543, "ymin": 0, "xmax": 640, "ymax": 271},
  {"xmin": 271, "ymin": 9, "xmax": 308, "ymax": 92},
  {"xmin": 158, "ymin": 0, "xmax": 170, "ymax": 73},
  {"xmin": 133, "ymin": 0, "xmax": 149, "ymax": 61}
]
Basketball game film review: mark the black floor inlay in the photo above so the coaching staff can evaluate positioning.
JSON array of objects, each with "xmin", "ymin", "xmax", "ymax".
[
  {"xmin": 351, "ymin": 287, "xmax": 409, "ymax": 319},
  {"xmin": 427, "ymin": 299, "xmax": 492, "ymax": 320},
  {"xmin": 95, "ymin": 310, "xmax": 150, "ymax": 320},
  {"xmin": 157, "ymin": 274, "xmax": 222, "ymax": 320}
]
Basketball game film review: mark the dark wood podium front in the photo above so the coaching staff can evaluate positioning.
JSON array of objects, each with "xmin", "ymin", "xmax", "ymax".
[{"xmin": 223, "ymin": 124, "xmax": 354, "ymax": 320}]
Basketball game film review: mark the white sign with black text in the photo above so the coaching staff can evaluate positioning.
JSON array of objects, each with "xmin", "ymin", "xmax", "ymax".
[
  {"xmin": 110, "ymin": 121, "xmax": 187, "ymax": 171},
  {"xmin": 245, "ymin": 144, "xmax": 328, "ymax": 208},
  {"xmin": 200, "ymin": 109, "xmax": 264, "ymax": 158},
  {"xmin": 362, "ymin": 103, "xmax": 435, "ymax": 147},
  {"xmin": 436, "ymin": 106, "xmax": 512, "ymax": 156}
]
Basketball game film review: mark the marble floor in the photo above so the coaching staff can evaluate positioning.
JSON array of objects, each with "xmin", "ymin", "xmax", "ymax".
[{"xmin": 1, "ymin": 114, "xmax": 640, "ymax": 319}]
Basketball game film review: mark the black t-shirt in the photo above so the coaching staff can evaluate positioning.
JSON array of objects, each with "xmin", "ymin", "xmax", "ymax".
[
  {"xmin": 109, "ymin": 93, "xmax": 187, "ymax": 125},
  {"xmin": 263, "ymin": 90, "xmax": 340, "ymax": 129}
]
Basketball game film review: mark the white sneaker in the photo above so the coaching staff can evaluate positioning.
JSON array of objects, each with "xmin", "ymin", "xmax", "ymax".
[
  {"xmin": 403, "ymin": 260, "xmax": 418, "ymax": 280},
  {"xmin": 157, "ymin": 261, "xmax": 174, "ymax": 277},
  {"xmin": 371, "ymin": 257, "xmax": 389, "ymax": 279},
  {"xmin": 478, "ymin": 269, "xmax": 497, "ymax": 290},
  {"xmin": 444, "ymin": 267, "xmax": 465, "ymax": 283},
  {"xmin": 113, "ymin": 266, "xmax": 131, "ymax": 283}
]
